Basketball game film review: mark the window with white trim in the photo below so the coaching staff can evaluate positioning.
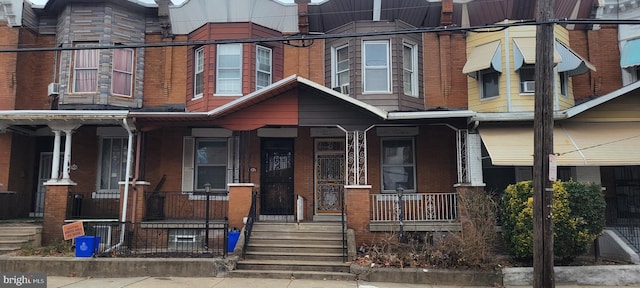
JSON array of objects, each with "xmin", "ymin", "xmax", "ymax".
[
  {"xmin": 112, "ymin": 48, "xmax": 134, "ymax": 97},
  {"xmin": 402, "ymin": 42, "xmax": 418, "ymax": 97},
  {"xmin": 479, "ymin": 69, "xmax": 499, "ymax": 99},
  {"xmin": 332, "ymin": 44, "xmax": 350, "ymax": 88},
  {"xmin": 216, "ymin": 43, "xmax": 242, "ymax": 95},
  {"xmin": 519, "ymin": 65, "xmax": 535, "ymax": 93},
  {"xmin": 363, "ymin": 40, "xmax": 390, "ymax": 93},
  {"xmin": 195, "ymin": 139, "xmax": 228, "ymax": 190},
  {"xmin": 73, "ymin": 43, "xmax": 99, "ymax": 93},
  {"xmin": 194, "ymin": 47, "xmax": 204, "ymax": 98},
  {"xmin": 256, "ymin": 46, "xmax": 272, "ymax": 90},
  {"xmin": 381, "ymin": 138, "xmax": 416, "ymax": 192},
  {"xmin": 97, "ymin": 137, "xmax": 128, "ymax": 195}
]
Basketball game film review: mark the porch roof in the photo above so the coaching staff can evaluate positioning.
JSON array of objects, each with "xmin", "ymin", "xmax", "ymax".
[{"xmin": 0, "ymin": 110, "xmax": 129, "ymax": 131}]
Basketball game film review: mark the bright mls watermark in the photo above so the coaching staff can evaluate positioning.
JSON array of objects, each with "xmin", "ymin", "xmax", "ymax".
[{"xmin": 0, "ymin": 273, "xmax": 46, "ymax": 288}]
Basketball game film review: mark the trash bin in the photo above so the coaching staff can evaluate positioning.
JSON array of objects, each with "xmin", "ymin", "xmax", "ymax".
[
  {"xmin": 227, "ymin": 231, "xmax": 240, "ymax": 252},
  {"xmin": 75, "ymin": 235, "xmax": 100, "ymax": 257}
]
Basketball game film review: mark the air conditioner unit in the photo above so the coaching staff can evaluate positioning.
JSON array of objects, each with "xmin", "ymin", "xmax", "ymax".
[
  {"xmin": 339, "ymin": 84, "xmax": 350, "ymax": 95},
  {"xmin": 47, "ymin": 83, "xmax": 60, "ymax": 96},
  {"xmin": 521, "ymin": 81, "xmax": 535, "ymax": 93}
]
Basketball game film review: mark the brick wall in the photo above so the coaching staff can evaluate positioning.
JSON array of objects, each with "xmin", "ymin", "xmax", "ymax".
[
  {"xmin": 294, "ymin": 127, "xmax": 315, "ymax": 221},
  {"xmin": 15, "ymin": 30, "xmax": 55, "ymax": 110},
  {"xmin": 0, "ymin": 24, "xmax": 19, "ymax": 110},
  {"xmin": 570, "ymin": 25, "xmax": 622, "ymax": 102},
  {"xmin": 423, "ymin": 32, "xmax": 468, "ymax": 109},
  {"xmin": 143, "ymin": 34, "xmax": 189, "ymax": 109}
]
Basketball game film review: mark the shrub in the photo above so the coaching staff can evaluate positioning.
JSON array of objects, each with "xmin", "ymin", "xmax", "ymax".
[{"xmin": 501, "ymin": 180, "xmax": 606, "ymax": 263}]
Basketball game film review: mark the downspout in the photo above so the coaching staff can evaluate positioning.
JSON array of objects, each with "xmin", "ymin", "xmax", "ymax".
[
  {"xmin": 504, "ymin": 20, "xmax": 512, "ymax": 111},
  {"xmin": 130, "ymin": 120, "xmax": 142, "ymax": 226},
  {"xmin": 106, "ymin": 118, "xmax": 135, "ymax": 252}
]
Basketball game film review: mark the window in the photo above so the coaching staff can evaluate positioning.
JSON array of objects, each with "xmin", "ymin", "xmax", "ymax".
[
  {"xmin": 112, "ymin": 48, "xmax": 134, "ymax": 97},
  {"xmin": 333, "ymin": 45, "xmax": 349, "ymax": 87},
  {"xmin": 559, "ymin": 72, "xmax": 568, "ymax": 97},
  {"xmin": 381, "ymin": 138, "xmax": 415, "ymax": 192},
  {"xmin": 216, "ymin": 44, "xmax": 242, "ymax": 95},
  {"xmin": 98, "ymin": 137, "xmax": 128, "ymax": 194},
  {"xmin": 256, "ymin": 46, "xmax": 272, "ymax": 90},
  {"xmin": 73, "ymin": 44, "xmax": 99, "ymax": 93},
  {"xmin": 194, "ymin": 47, "xmax": 204, "ymax": 98},
  {"xmin": 195, "ymin": 139, "xmax": 228, "ymax": 191},
  {"xmin": 519, "ymin": 65, "xmax": 535, "ymax": 93},
  {"xmin": 363, "ymin": 40, "xmax": 390, "ymax": 93},
  {"xmin": 403, "ymin": 42, "xmax": 418, "ymax": 97},
  {"xmin": 479, "ymin": 69, "xmax": 499, "ymax": 99}
]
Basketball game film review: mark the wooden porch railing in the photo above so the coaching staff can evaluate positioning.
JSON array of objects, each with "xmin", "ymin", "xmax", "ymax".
[{"xmin": 370, "ymin": 193, "xmax": 458, "ymax": 222}]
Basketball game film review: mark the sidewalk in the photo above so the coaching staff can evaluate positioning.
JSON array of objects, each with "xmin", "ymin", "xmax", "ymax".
[{"xmin": 46, "ymin": 276, "xmax": 636, "ymax": 288}]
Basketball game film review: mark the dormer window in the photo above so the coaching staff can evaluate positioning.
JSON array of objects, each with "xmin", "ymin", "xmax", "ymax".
[
  {"xmin": 519, "ymin": 65, "xmax": 535, "ymax": 94},
  {"xmin": 216, "ymin": 43, "xmax": 242, "ymax": 95},
  {"xmin": 73, "ymin": 43, "xmax": 99, "ymax": 93},
  {"xmin": 480, "ymin": 69, "xmax": 500, "ymax": 99},
  {"xmin": 363, "ymin": 40, "xmax": 390, "ymax": 93},
  {"xmin": 402, "ymin": 42, "xmax": 418, "ymax": 97},
  {"xmin": 256, "ymin": 46, "xmax": 272, "ymax": 90},
  {"xmin": 332, "ymin": 44, "xmax": 350, "ymax": 89},
  {"xmin": 194, "ymin": 46, "xmax": 204, "ymax": 99},
  {"xmin": 112, "ymin": 47, "xmax": 134, "ymax": 97}
]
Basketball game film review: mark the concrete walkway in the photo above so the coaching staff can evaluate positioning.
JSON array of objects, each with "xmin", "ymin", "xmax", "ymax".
[{"xmin": 46, "ymin": 276, "xmax": 638, "ymax": 288}]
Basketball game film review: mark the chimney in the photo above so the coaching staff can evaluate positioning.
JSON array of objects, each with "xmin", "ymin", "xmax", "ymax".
[
  {"xmin": 440, "ymin": 0, "xmax": 453, "ymax": 26},
  {"xmin": 295, "ymin": 0, "xmax": 311, "ymax": 34}
]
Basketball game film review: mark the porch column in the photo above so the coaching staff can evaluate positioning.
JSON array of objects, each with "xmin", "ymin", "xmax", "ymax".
[
  {"xmin": 47, "ymin": 123, "xmax": 80, "ymax": 184},
  {"xmin": 346, "ymin": 130, "xmax": 368, "ymax": 185},
  {"xmin": 228, "ymin": 183, "xmax": 254, "ymax": 231},
  {"xmin": 50, "ymin": 130, "xmax": 61, "ymax": 180},
  {"xmin": 42, "ymin": 182, "xmax": 76, "ymax": 245},
  {"xmin": 345, "ymin": 185, "xmax": 373, "ymax": 247},
  {"xmin": 456, "ymin": 129, "xmax": 484, "ymax": 186}
]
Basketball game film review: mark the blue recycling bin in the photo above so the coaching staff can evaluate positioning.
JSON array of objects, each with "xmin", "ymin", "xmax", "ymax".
[
  {"xmin": 227, "ymin": 231, "xmax": 240, "ymax": 252},
  {"xmin": 75, "ymin": 236, "xmax": 100, "ymax": 257}
]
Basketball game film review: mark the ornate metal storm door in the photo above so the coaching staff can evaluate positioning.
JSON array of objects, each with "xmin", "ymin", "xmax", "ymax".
[{"xmin": 315, "ymin": 139, "xmax": 345, "ymax": 214}]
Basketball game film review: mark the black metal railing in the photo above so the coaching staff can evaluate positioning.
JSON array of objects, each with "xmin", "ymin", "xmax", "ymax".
[
  {"xmin": 78, "ymin": 220, "xmax": 229, "ymax": 258},
  {"xmin": 241, "ymin": 191, "xmax": 257, "ymax": 258},
  {"xmin": 144, "ymin": 190, "xmax": 229, "ymax": 220},
  {"xmin": 66, "ymin": 191, "xmax": 120, "ymax": 219},
  {"xmin": 607, "ymin": 193, "xmax": 640, "ymax": 251}
]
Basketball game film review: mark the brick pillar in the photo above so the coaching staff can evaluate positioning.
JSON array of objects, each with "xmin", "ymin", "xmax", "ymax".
[
  {"xmin": 345, "ymin": 185, "xmax": 373, "ymax": 246},
  {"xmin": 120, "ymin": 181, "xmax": 150, "ymax": 223},
  {"xmin": 455, "ymin": 185, "xmax": 485, "ymax": 234},
  {"xmin": 228, "ymin": 184, "xmax": 254, "ymax": 230},
  {"xmin": 42, "ymin": 183, "xmax": 75, "ymax": 245}
]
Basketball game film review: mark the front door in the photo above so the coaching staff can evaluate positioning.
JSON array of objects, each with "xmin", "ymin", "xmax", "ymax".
[
  {"xmin": 261, "ymin": 138, "xmax": 294, "ymax": 216},
  {"xmin": 314, "ymin": 139, "xmax": 345, "ymax": 215}
]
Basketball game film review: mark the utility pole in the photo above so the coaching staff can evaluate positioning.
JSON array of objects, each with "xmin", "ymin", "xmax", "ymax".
[{"xmin": 533, "ymin": 0, "xmax": 555, "ymax": 287}]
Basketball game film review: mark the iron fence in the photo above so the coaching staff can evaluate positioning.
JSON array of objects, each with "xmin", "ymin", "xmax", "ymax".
[
  {"xmin": 66, "ymin": 191, "xmax": 120, "ymax": 219},
  {"xmin": 144, "ymin": 190, "xmax": 229, "ymax": 220},
  {"xmin": 79, "ymin": 220, "xmax": 229, "ymax": 258},
  {"xmin": 606, "ymin": 193, "xmax": 640, "ymax": 251}
]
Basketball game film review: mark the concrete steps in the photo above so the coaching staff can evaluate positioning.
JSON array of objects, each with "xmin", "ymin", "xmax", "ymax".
[
  {"xmin": 0, "ymin": 223, "xmax": 42, "ymax": 254},
  {"xmin": 231, "ymin": 222, "xmax": 354, "ymax": 280}
]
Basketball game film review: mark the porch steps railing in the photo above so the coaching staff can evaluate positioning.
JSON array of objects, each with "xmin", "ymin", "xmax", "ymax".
[
  {"xmin": 231, "ymin": 222, "xmax": 354, "ymax": 280},
  {"xmin": 371, "ymin": 192, "xmax": 458, "ymax": 222}
]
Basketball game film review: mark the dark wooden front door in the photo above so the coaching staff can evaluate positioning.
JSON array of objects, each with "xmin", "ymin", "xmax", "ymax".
[{"xmin": 261, "ymin": 138, "xmax": 294, "ymax": 215}]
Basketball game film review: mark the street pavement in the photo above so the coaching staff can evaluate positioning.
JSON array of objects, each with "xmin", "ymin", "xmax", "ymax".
[{"xmin": 46, "ymin": 276, "xmax": 640, "ymax": 288}]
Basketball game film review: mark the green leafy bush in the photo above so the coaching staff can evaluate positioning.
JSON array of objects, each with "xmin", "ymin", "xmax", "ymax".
[{"xmin": 501, "ymin": 180, "xmax": 605, "ymax": 263}]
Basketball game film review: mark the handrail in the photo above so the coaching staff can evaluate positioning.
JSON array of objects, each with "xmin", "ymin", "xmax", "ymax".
[
  {"xmin": 242, "ymin": 191, "xmax": 257, "ymax": 258},
  {"xmin": 341, "ymin": 188, "xmax": 347, "ymax": 262}
]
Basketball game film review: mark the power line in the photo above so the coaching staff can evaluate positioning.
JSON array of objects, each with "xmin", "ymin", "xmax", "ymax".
[{"xmin": 1, "ymin": 18, "xmax": 639, "ymax": 53}]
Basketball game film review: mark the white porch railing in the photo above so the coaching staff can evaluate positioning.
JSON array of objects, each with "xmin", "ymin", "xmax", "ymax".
[{"xmin": 370, "ymin": 193, "xmax": 458, "ymax": 222}]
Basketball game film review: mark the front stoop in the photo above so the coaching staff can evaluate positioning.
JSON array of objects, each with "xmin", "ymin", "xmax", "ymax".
[
  {"xmin": 0, "ymin": 223, "xmax": 42, "ymax": 254},
  {"xmin": 231, "ymin": 222, "xmax": 355, "ymax": 280}
]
